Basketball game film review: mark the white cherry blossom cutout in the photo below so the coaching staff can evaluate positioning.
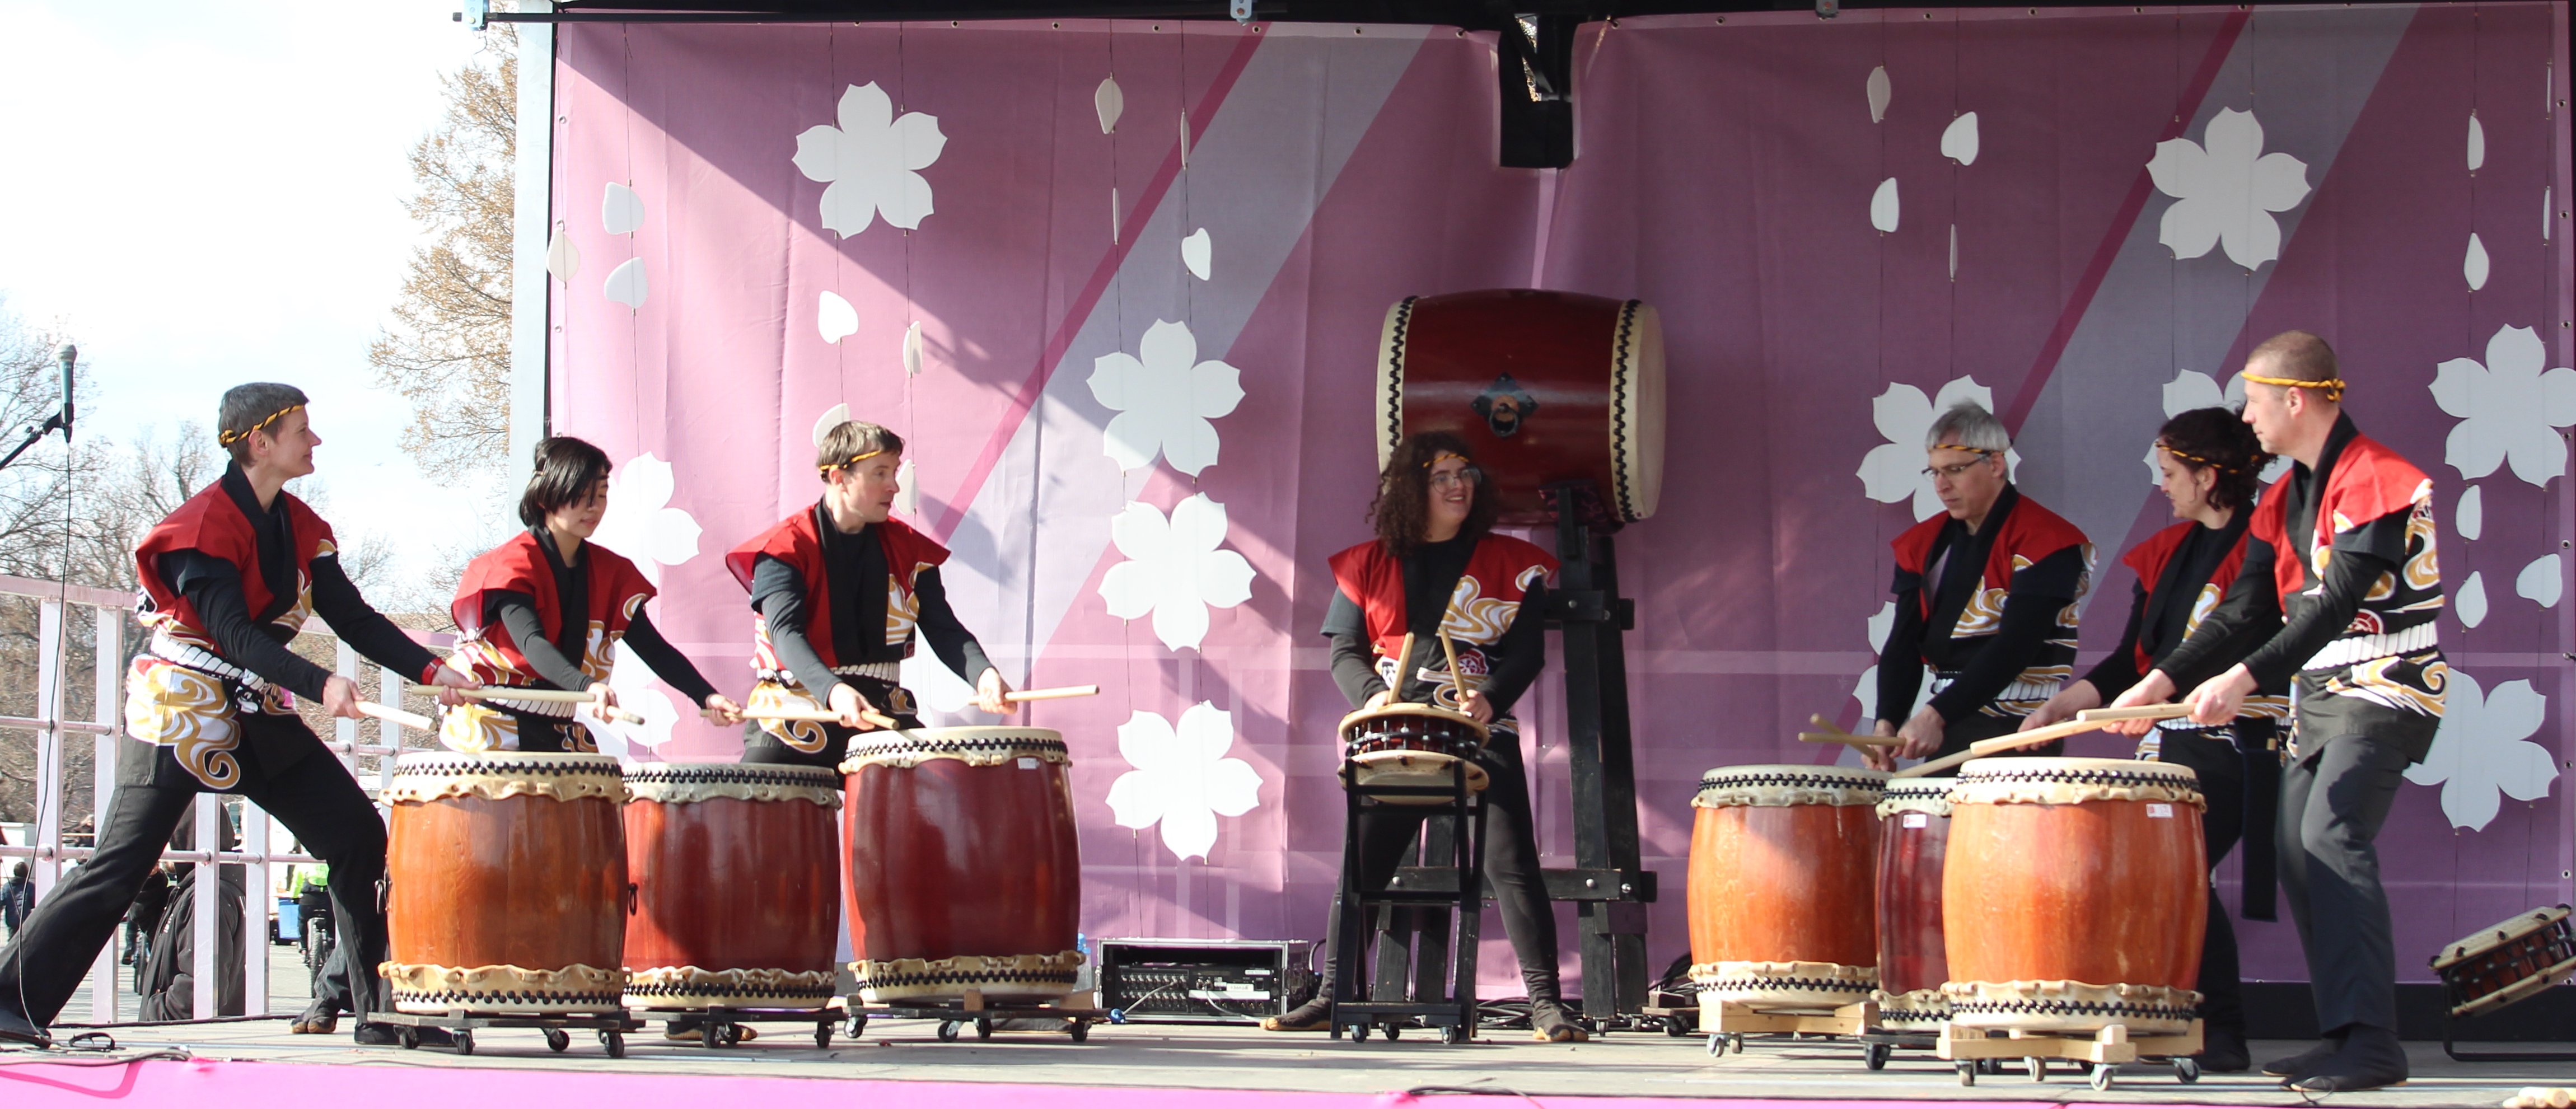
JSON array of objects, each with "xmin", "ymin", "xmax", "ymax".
[
  {"xmin": 1871, "ymin": 178, "xmax": 1900, "ymax": 233},
  {"xmin": 2456, "ymin": 484, "xmax": 2484, "ymax": 540},
  {"xmin": 793, "ymin": 82, "xmax": 948, "ymax": 237},
  {"xmin": 1866, "ymin": 66, "xmax": 1890, "ymax": 123},
  {"xmin": 2146, "ymin": 108, "xmax": 2311, "ymax": 270},
  {"xmin": 896, "ymin": 457, "xmax": 919, "ymax": 518},
  {"xmin": 592, "ymin": 639, "xmax": 682, "ymax": 752},
  {"xmin": 1941, "ymin": 113, "xmax": 1979, "ymax": 166},
  {"xmin": 605, "ymin": 258, "xmax": 647, "ymax": 310},
  {"xmin": 1095, "ymin": 76, "xmax": 1124, "ymax": 134},
  {"xmin": 2466, "ymin": 233, "xmax": 2491, "ymax": 291},
  {"xmin": 1088, "ymin": 319, "xmax": 1244, "ymax": 476},
  {"xmin": 2145, "ymin": 369, "xmax": 2289, "ymax": 484},
  {"xmin": 1182, "ymin": 228, "xmax": 1213, "ymax": 281},
  {"xmin": 2518, "ymin": 554, "xmax": 2564, "ymax": 608},
  {"xmin": 812, "ymin": 403, "xmax": 850, "ymax": 447},
  {"xmin": 603, "ymin": 182, "xmax": 644, "ymax": 235},
  {"xmin": 590, "ymin": 452, "xmax": 703, "ymax": 587},
  {"xmin": 1856, "ymin": 376, "xmax": 2019, "ymax": 520},
  {"xmin": 819, "ymin": 291, "xmax": 859, "ymax": 344},
  {"xmin": 903, "ymin": 320, "xmax": 924, "ymax": 376},
  {"xmin": 2457, "ymin": 570, "xmax": 2489, "ymax": 628},
  {"xmin": 546, "ymin": 223, "xmax": 579, "ymax": 284},
  {"xmin": 2429, "ymin": 324, "xmax": 2576, "ymax": 485},
  {"xmin": 2405, "ymin": 671, "xmax": 2556, "ymax": 831},
  {"xmin": 1105, "ymin": 703, "xmax": 1263, "ymax": 861},
  {"xmin": 1852, "ymin": 601, "xmax": 1932, "ymax": 725},
  {"xmin": 1098, "ymin": 494, "xmax": 1256, "ymax": 652},
  {"xmin": 2468, "ymin": 113, "xmax": 2486, "ymax": 172}
]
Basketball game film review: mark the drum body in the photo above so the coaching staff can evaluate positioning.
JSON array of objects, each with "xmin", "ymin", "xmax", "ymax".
[
  {"xmin": 383, "ymin": 752, "xmax": 628, "ymax": 1014},
  {"xmin": 1339, "ymin": 704, "xmax": 1490, "ymax": 804},
  {"xmin": 1686, "ymin": 765, "xmax": 1885, "ymax": 1010},
  {"xmin": 1377, "ymin": 290, "xmax": 1667, "ymax": 524},
  {"xmin": 1943, "ymin": 758, "xmax": 2207, "ymax": 1035},
  {"xmin": 623, "ymin": 762, "xmax": 843, "ymax": 1011},
  {"xmin": 841, "ymin": 728, "xmax": 1083, "ymax": 1004},
  {"xmin": 2431, "ymin": 904, "xmax": 2576, "ymax": 1018},
  {"xmin": 1873, "ymin": 777, "xmax": 1955, "ymax": 1030}
]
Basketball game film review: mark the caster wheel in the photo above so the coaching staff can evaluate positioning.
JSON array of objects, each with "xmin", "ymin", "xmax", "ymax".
[
  {"xmin": 2173, "ymin": 1058, "xmax": 2200, "ymax": 1084},
  {"xmin": 937, "ymin": 1021, "xmax": 961, "ymax": 1042},
  {"xmin": 847, "ymin": 1014, "xmax": 868, "ymax": 1038},
  {"xmin": 704, "ymin": 1022, "xmax": 723, "ymax": 1050},
  {"xmin": 1664, "ymin": 1016, "xmax": 1690, "ymax": 1038},
  {"xmin": 816, "ymin": 1024, "xmax": 834, "ymax": 1049},
  {"xmin": 399, "ymin": 1028, "xmax": 419, "ymax": 1050},
  {"xmin": 1441, "ymin": 1024, "xmax": 1469, "ymax": 1045},
  {"xmin": 2025, "ymin": 1056, "xmax": 2045, "ymax": 1082},
  {"xmin": 1705, "ymin": 1033, "xmax": 1725, "ymax": 1057},
  {"xmin": 603, "ymin": 1030, "xmax": 626, "ymax": 1059},
  {"xmin": 1977, "ymin": 1059, "xmax": 2003, "ymax": 1075},
  {"xmin": 1864, "ymin": 1041, "xmax": 1890, "ymax": 1071},
  {"xmin": 1729, "ymin": 1033, "xmax": 1746, "ymax": 1055},
  {"xmin": 453, "ymin": 1030, "xmax": 474, "ymax": 1056},
  {"xmin": 544, "ymin": 1028, "xmax": 570, "ymax": 1053},
  {"xmin": 975, "ymin": 1017, "xmax": 994, "ymax": 1041},
  {"xmin": 2089, "ymin": 1064, "xmax": 2115, "ymax": 1092},
  {"xmin": 1348, "ymin": 1023, "xmax": 1371, "ymax": 1042},
  {"xmin": 722, "ymin": 1023, "xmax": 745, "ymax": 1047},
  {"xmin": 1069, "ymin": 1021, "xmax": 1090, "ymax": 1043},
  {"xmin": 1382, "ymin": 1024, "xmax": 1402, "ymax": 1042},
  {"xmin": 1956, "ymin": 1061, "xmax": 1977, "ymax": 1087}
]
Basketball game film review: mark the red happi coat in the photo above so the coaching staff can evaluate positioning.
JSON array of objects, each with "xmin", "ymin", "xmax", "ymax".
[
  {"xmin": 448, "ymin": 530, "xmax": 658, "ymax": 688},
  {"xmin": 2119, "ymin": 519, "xmax": 2289, "ymax": 722},
  {"xmin": 724, "ymin": 507, "xmax": 951, "ymax": 672},
  {"xmin": 2249, "ymin": 429, "xmax": 2446, "ymax": 717},
  {"xmin": 135, "ymin": 480, "xmax": 334, "ymax": 653},
  {"xmin": 1327, "ymin": 534, "xmax": 1559, "ymax": 704},
  {"xmin": 1888, "ymin": 489, "xmax": 2092, "ymax": 716}
]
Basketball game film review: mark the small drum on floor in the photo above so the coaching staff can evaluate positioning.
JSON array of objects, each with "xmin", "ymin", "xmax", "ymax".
[
  {"xmin": 382, "ymin": 751, "xmax": 629, "ymax": 1014},
  {"xmin": 2432, "ymin": 904, "xmax": 2576, "ymax": 1018},
  {"xmin": 1338, "ymin": 703, "xmax": 1490, "ymax": 804},
  {"xmin": 1376, "ymin": 289, "xmax": 1667, "ymax": 524},
  {"xmin": 841, "ymin": 728, "xmax": 1084, "ymax": 1005},
  {"xmin": 1873, "ymin": 776, "xmax": 1955, "ymax": 1031},
  {"xmin": 1686, "ymin": 764, "xmax": 1886, "ymax": 1012},
  {"xmin": 1942, "ymin": 757, "xmax": 2206, "ymax": 1035},
  {"xmin": 623, "ymin": 762, "xmax": 843, "ymax": 1012}
]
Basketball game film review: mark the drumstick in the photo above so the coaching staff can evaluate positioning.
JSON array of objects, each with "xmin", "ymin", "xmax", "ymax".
[
  {"xmin": 410, "ymin": 684, "xmax": 648, "ymax": 726},
  {"xmin": 1891, "ymin": 714, "xmax": 2134, "ymax": 779},
  {"xmin": 356, "ymin": 702, "xmax": 433, "ymax": 732},
  {"xmin": 1392, "ymin": 632, "xmax": 1417, "ymax": 703},
  {"xmin": 2074, "ymin": 704, "xmax": 2195, "ymax": 723},
  {"xmin": 1438, "ymin": 629, "xmax": 1465, "ymax": 707},
  {"xmin": 1002, "ymin": 685, "xmax": 1100, "ymax": 703},
  {"xmin": 1799, "ymin": 732, "xmax": 1905, "ymax": 747}
]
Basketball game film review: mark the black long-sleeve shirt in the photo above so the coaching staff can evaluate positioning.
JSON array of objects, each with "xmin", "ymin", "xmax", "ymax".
[
  {"xmin": 2081, "ymin": 512, "xmax": 2255, "ymax": 699},
  {"xmin": 1319, "ymin": 535, "xmax": 1550, "ymax": 718},
  {"xmin": 161, "ymin": 550, "xmax": 437, "ymax": 703},
  {"xmin": 1875, "ymin": 499, "xmax": 2084, "ymax": 727},
  {"xmin": 479, "ymin": 528, "xmax": 719, "ymax": 707},
  {"xmin": 748, "ymin": 528, "xmax": 992, "ymax": 702}
]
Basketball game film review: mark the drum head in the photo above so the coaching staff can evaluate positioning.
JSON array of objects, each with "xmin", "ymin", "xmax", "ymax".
[
  {"xmin": 391, "ymin": 750, "xmax": 624, "ymax": 776},
  {"xmin": 625, "ymin": 761, "xmax": 841, "ymax": 807},
  {"xmin": 1337, "ymin": 702, "xmax": 1490, "ymax": 743},
  {"xmin": 1951, "ymin": 756, "xmax": 2202, "ymax": 807},
  {"xmin": 1691, "ymin": 764, "xmax": 1886, "ymax": 808},
  {"xmin": 840, "ymin": 727, "xmax": 1069, "ymax": 774}
]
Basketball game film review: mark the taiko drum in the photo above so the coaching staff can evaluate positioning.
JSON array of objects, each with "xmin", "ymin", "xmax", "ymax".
[
  {"xmin": 1872, "ymin": 776, "xmax": 1955, "ymax": 1030},
  {"xmin": 1376, "ymin": 289, "xmax": 1666, "ymax": 524},
  {"xmin": 622, "ymin": 762, "xmax": 843, "ymax": 1011},
  {"xmin": 1942, "ymin": 757, "xmax": 2207, "ymax": 1035},
  {"xmin": 383, "ymin": 751, "xmax": 628, "ymax": 1014},
  {"xmin": 1686, "ymin": 764, "xmax": 1885, "ymax": 1013},
  {"xmin": 840, "ymin": 728, "xmax": 1083, "ymax": 1004}
]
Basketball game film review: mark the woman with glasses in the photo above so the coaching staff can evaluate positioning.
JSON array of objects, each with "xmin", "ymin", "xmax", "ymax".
[
  {"xmin": 1867, "ymin": 401, "xmax": 2093, "ymax": 769},
  {"xmin": 1260, "ymin": 432, "xmax": 1585, "ymax": 1041}
]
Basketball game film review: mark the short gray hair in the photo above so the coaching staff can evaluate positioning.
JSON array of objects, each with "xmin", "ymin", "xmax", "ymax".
[{"xmin": 1924, "ymin": 400, "xmax": 2009, "ymax": 455}]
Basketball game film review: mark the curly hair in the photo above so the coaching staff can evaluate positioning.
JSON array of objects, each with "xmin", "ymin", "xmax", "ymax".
[
  {"xmin": 2156, "ymin": 406, "xmax": 2271, "ymax": 513},
  {"xmin": 1369, "ymin": 432, "xmax": 1498, "ymax": 556}
]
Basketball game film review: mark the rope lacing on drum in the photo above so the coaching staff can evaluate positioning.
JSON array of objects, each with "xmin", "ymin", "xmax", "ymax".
[
  {"xmin": 1383, "ymin": 298, "xmax": 1415, "ymax": 450},
  {"xmin": 625, "ymin": 982, "xmax": 828, "ymax": 1000},
  {"xmin": 624, "ymin": 765, "xmax": 837, "ymax": 787},
  {"xmin": 393, "ymin": 988, "xmax": 624, "ymax": 1007},
  {"xmin": 397, "ymin": 756, "xmax": 625, "ymax": 778},
  {"xmin": 1694, "ymin": 770, "xmax": 1881, "ymax": 793},
  {"xmin": 856, "ymin": 967, "xmax": 1081, "ymax": 989},
  {"xmin": 1949, "ymin": 998, "xmax": 2199, "ymax": 1021},
  {"xmin": 849, "ymin": 736, "xmax": 1070, "ymax": 759},
  {"xmin": 1961, "ymin": 767, "xmax": 2195, "ymax": 790},
  {"xmin": 1611, "ymin": 300, "xmax": 1640, "ymax": 521},
  {"xmin": 1701, "ymin": 974, "xmax": 1877, "ymax": 992}
]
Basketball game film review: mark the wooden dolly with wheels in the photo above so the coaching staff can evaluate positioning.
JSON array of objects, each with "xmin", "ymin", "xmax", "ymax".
[
  {"xmin": 637, "ymin": 1003, "xmax": 839, "ymax": 1049},
  {"xmin": 1699, "ymin": 998, "xmax": 1876, "ymax": 1058},
  {"xmin": 843, "ymin": 988, "xmax": 1107, "ymax": 1044},
  {"xmin": 364, "ymin": 1009, "xmax": 640, "ymax": 1057},
  {"xmin": 1937, "ymin": 1020, "xmax": 2205, "ymax": 1091}
]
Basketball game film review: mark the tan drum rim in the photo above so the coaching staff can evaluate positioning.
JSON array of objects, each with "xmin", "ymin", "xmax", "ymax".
[
  {"xmin": 1608, "ymin": 299, "xmax": 1666, "ymax": 523},
  {"xmin": 2433, "ymin": 904, "xmax": 2573, "ymax": 968},
  {"xmin": 840, "ymin": 728, "xmax": 1070, "ymax": 773},
  {"xmin": 1373, "ymin": 297, "xmax": 1417, "ymax": 475},
  {"xmin": 1954, "ymin": 755, "xmax": 2199, "ymax": 784},
  {"xmin": 625, "ymin": 761, "xmax": 842, "ymax": 808},
  {"xmin": 1338, "ymin": 702, "xmax": 1489, "ymax": 742},
  {"xmin": 390, "ymin": 750, "xmax": 624, "ymax": 775},
  {"xmin": 1878, "ymin": 777, "xmax": 1956, "ymax": 820},
  {"xmin": 384, "ymin": 750, "xmax": 630, "ymax": 804},
  {"xmin": 1692, "ymin": 764, "xmax": 1887, "ymax": 808},
  {"xmin": 1949, "ymin": 757, "xmax": 2203, "ymax": 807}
]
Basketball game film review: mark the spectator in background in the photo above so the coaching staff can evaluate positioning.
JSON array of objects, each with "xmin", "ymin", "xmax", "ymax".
[
  {"xmin": 125, "ymin": 864, "xmax": 173, "ymax": 965},
  {"xmin": 3, "ymin": 863, "xmax": 34, "ymax": 938}
]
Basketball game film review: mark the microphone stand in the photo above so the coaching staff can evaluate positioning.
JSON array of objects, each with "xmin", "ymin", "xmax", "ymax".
[{"xmin": 0, "ymin": 344, "xmax": 74, "ymax": 471}]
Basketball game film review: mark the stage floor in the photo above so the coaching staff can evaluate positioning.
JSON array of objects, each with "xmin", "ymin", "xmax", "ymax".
[{"xmin": 17, "ymin": 1012, "xmax": 2565, "ymax": 1107}]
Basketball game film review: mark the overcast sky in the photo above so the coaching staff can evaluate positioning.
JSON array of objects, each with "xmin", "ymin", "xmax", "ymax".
[{"xmin": 0, "ymin": 1, "xmax": 507, "ymax": 595}]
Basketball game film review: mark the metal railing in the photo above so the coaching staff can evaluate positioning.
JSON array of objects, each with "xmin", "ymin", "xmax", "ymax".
[{"xmin": 0, "ymin": 572, "xmax": 448, "ymax": 1023}]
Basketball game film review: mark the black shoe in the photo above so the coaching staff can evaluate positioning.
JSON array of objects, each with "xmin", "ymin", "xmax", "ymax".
[
  {"xmin": 0, "ymin": 1007, "xmax": 50, "ymax": 1049},
  {"xmin": 2288, "ymin": 1025, "xmax": 2407, "ymax": 1093},
  {"xmin": 1261, "ymin": 997, "xmax": 1334, "ymax": 1032},
  {"xmin": 2195, "ymin": 1025, "xmax": 2251, "ymax": 1073},
  {"xmin": 291, "ymin": 999, "xmax": 339, "ymax": 1035},
  {"xmin": 1530, "ymin": 999, "xmax": 1589, "ymax": 1043},
  {"xmin": 354, "ymin": 1023, "xmax": 452, "ymax": 1047},
  {"xmin": 2262, "ymin": 1034, "xmax": 2343, "ymax": 1078}
]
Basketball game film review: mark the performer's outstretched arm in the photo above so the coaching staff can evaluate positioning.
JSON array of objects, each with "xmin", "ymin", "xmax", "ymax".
[
  {"xmin": 2155, "ymin": 540, "xmax": 2283, "ymax": 689},
  {"xmin": 911, "ymin": 568, "xmax": 994, "ymax": 684},
  {"xmin": 161, "ymin": 551, "xmax": 342, "ymax": 701},
  {"xmin": 308, "ymin": 554, "xmax": 442, "ymax": 681},
  {"xmin": 619, "ymin": 612, "xmax": 721, "ymax": 706},
  {"xmin": 750, "ymin": 555, "xmax": 850, "ymax": 701}
]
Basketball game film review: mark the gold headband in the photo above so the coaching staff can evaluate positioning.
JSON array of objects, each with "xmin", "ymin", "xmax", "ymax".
[
  {"xmin": 2242, "ymin": 372, "xmax": 2345, "ymax": 403},
  {"xmin": 217, "ymin": 404, "xmax": 305, "ymax": 447},
  {"xmin": 1929, "ymin": 443, "xmax": 2000, "ymax": 457},
  {"xmin": 817, "ymin": 447, "xmax": 886, "ymax": 475},
  {"xmin": 1423, "ymin": 451, "xmax": 1470, "ymax": 469}
]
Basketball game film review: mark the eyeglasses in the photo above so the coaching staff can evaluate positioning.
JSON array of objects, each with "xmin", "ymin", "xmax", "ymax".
[
  {"xmin": 1922, "ymin": 456, "xmax": 1997, "ymax": 479},
  {"xmin": 1428, "ymin": 467, "xmax": 1485, "ymax": 489}
]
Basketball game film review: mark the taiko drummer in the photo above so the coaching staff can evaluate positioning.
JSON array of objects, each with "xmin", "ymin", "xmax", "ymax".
[{"xmin": 1260, "ymin": 432, "xmax": 1584, "ymax": 1042}]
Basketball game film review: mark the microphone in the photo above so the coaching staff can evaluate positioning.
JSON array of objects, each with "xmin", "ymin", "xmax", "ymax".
[{"xmin": 55, "ymin": 344, "xmax": 74, "ymax": 440}]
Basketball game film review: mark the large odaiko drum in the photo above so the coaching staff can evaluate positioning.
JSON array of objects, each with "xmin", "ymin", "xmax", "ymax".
[
  {"xmin": 1376, "ymin": 289, "xmax": 1667, "ymax": 524},
  {"xmin": 840, "ymin": 728, "xmax": 1083, "ymax": 1004},
  {"xmin": 1686, "ymin": 765, "xmax": 1885, "ymax": 1011},
  {"xmin": 1943, "ymin": 758, "xmax": 2208, "ymax": 1035},
  {"xmin": 623, "ymin": 762, "xmax": 843, "ymax": 1012},
  {"xmin": 1338, "ymin": 703, "xmax": 1489, "ymax": 804},
  {"xmin": 1873, "ymin": 777, "xmax": 1955, "ymax": 1030},
  {"xmin": 382, "ymin": 751, "xmax": 629, "ymax": 1014}
]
